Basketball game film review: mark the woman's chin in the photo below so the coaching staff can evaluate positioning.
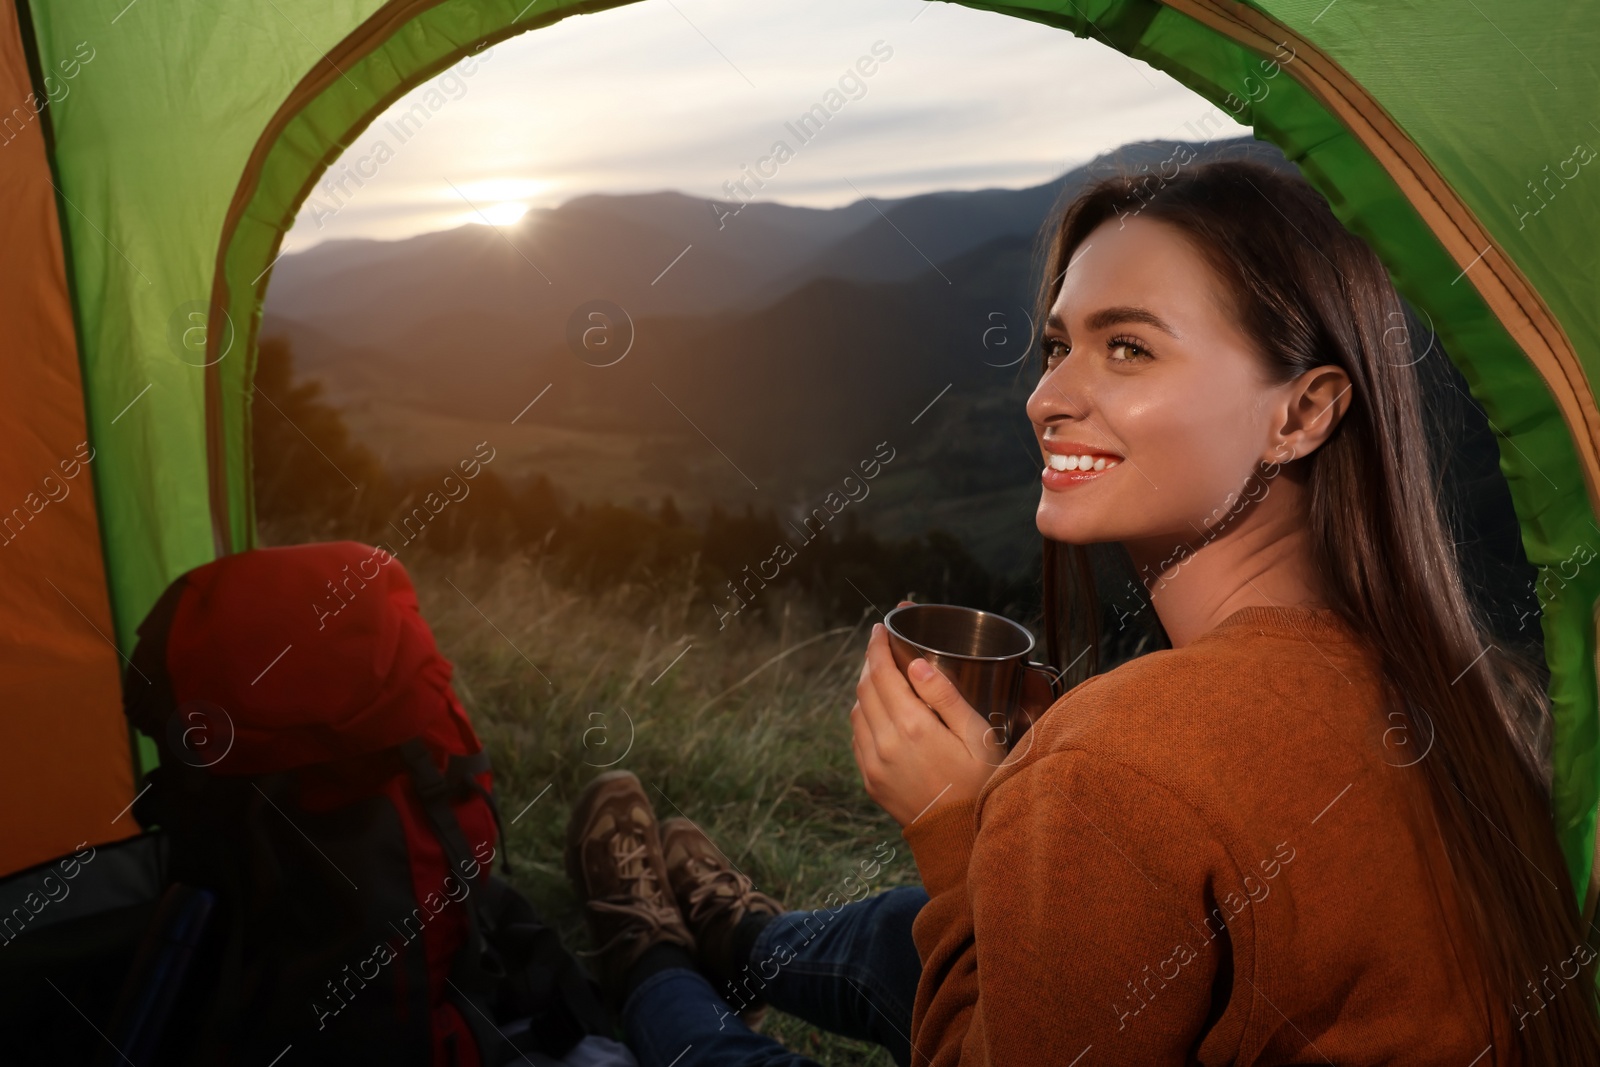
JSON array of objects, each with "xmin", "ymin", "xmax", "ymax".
[{"xmin": 1035, "ymin": 508, "xmax": 1099, "ymax": 546}]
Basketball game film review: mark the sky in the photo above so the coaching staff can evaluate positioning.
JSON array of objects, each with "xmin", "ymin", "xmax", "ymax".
[{"xmin": 283, "ymin": 0, "xmax": 1247, "ymax": 251}]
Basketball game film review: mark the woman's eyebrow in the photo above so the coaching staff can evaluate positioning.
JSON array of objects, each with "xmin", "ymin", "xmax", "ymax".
[{"xmin": 1046, "ymin": 305, "xmax": 1181, "ymax": 338}]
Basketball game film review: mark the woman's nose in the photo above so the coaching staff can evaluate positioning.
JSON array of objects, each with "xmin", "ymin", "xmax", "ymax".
[{"xmin": 1026, "ymin": 359, "xmax": 1088, "ymax": 429}]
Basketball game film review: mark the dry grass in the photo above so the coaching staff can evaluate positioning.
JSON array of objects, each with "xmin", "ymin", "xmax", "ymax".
[{"xmin": 401, "ymin": 544, "xmax": 915, "ymax": 1065}]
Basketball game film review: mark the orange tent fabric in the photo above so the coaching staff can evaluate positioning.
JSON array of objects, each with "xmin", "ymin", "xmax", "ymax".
[{"xmin": 0, "ymin": 0, "xmax": 133, "ymax": 874}]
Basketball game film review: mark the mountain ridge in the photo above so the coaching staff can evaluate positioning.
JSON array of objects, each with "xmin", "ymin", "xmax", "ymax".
[{"xmin": 262, "ymin": 134, "xmax": 1274, "ymax": 576}]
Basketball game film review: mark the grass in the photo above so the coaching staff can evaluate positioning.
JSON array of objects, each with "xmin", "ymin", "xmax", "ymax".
[{"xmin": 400, "ymin": 543, "xmax": 916, "ymax": 1065}]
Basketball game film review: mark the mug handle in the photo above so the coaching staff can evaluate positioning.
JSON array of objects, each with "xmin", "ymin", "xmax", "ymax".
[{"xmin": 1010, "ymin": 661, "xmax": 1064, "ymax": 743}]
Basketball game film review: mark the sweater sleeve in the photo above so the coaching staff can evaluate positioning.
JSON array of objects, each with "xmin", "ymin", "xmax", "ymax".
[{"xmin": 904, "ymin": 748, "xmax": 1251, "ymax": 1066}]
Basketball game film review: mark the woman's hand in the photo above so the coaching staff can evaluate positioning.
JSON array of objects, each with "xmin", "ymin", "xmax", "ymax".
[{"xmin": 850, "ymin": 606, "xmax": 1008, "ymax": 827}]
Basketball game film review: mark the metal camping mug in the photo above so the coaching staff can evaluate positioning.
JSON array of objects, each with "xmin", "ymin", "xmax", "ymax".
[{"xmin": 882, "ymin": 603, "xmax": 1063, "ymax": 751}]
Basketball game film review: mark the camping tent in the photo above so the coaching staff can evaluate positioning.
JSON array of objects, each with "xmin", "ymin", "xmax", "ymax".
[{"xmin": 4, "ymin": 0, "xmax": 1598, "ymax": 935}]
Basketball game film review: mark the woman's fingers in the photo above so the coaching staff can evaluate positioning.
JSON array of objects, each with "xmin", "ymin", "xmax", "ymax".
[
  {"xmin": 873, "ymin": 615, "xmax": 991, "ymax": 757},
  {"xmin": 851, "ymin": 620, "xmax": 1001, "ymax": 826},
  {"xmin": 850, "ymin": 702, "xmax": 883, "ymax": 792},
  {"xmin": 904, "ymin": 656, "xmax": 990, "ymax": 754},
  {"xmin": 864, "ymin": 624, "xmax": 929, "ymax": 737},
  {"xmin": 854, "ymin": 649, "xmax": 893, "ymax": 751},
  {"xmin": 904, "ymin": 656, "xmax": 971, "ymax": 730}
]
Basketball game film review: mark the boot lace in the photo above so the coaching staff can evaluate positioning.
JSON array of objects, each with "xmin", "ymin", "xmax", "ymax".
[
  {"xmin": 682, "ymin": 854, "xmax": 760, "ymax": 926},
  {"xmin": 578, "ymin": 831, "xmax": 682, "ymax": 958}
]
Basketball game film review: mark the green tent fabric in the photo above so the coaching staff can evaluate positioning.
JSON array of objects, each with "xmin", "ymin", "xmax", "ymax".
[{"xmin": 17, "ymin": 0, "xmax": 1600, "ymax": 925}]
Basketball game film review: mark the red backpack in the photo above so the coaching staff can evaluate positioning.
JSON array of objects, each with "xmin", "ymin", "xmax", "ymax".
[{"xmin": 120, "ymin": 542, "xmax": 608, "ymax": 1066}]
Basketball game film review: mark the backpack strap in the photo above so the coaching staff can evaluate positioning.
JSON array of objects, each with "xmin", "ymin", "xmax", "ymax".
[
  {"xmin": 445, "ymin": 749, "xmax": 511, "ymax": 875},
  {"xmin": 399, "ymin": 739, "xmax": 516, "ymax": 1064},
  {"xmin": 450, "ymin": 750, "xmax": 492, "ymax": 777},
  {"xmin": 397, "ymin": 740, "xmax": 500, "ymax": 958},
  {"xmin": 398, "ymin": 740, "xmax": 606, "ymax": 1062}
]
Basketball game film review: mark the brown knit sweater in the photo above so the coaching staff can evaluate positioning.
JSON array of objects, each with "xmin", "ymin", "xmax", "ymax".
[{"xmin": 904, "ymin": 605, "xmax": 1505, "ymax": 1065}]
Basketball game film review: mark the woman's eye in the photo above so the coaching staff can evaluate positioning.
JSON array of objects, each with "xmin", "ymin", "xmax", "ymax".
[
  {"xmin": 1108, "ymin": 337, "xmax": 1151, "ymax": 363},
  {"xmin": 1042, "ymin": 338, "xmax": 1069, "ymax": 366}
]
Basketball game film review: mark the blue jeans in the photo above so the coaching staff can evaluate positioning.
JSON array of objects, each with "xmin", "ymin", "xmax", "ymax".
[{"xmin": 621, "ymin": 886, "xmax": 928, "ymax": 1067}]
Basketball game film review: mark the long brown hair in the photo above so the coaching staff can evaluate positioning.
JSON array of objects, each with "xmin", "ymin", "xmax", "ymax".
[{"xmin": 1033, "ymin": 157, "xmax": 1600, "ymax": 1062}]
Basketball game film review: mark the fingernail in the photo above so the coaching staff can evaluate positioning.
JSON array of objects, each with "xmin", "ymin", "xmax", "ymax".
[
  {"xmin": 910, "ymin": 658, "xmax": 934, "ymax": 681},
  {"xmin": 872, "ymin": 623, "xmax": 882, "ymax": 637}
]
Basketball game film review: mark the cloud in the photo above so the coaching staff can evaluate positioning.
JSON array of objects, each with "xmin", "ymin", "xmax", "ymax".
[{"xmin": 284, "ymin": 0, "xmax": 1245, "ymax": 249}]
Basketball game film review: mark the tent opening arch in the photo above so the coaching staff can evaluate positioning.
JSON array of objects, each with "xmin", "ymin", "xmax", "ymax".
[{"xmin": 188, "ymin": 0, "xmax": 1600, "ymax": 923}]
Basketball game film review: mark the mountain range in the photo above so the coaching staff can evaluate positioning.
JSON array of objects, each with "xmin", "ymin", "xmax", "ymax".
[
  {"xmin": 261, "ymin": 136, "xmax": 1298, "ymax": 578},
  {"xmin": 261, "ymin": 130, "xmax": 1538, "ymax": 639}
]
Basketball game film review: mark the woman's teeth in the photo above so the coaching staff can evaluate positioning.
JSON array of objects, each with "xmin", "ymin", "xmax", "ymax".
[{"xmin": 1047, "ymin": 453, "xmax": 1120, "ymax": 472}]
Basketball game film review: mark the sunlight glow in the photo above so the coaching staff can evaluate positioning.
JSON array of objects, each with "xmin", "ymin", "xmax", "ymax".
[
  {"xmin": 455, "ymin": 177, "xmax": 550, "ymax": 203},
  {"xmin": 476, "ymin": 200, "xmax": 530, "ymax": 226}
]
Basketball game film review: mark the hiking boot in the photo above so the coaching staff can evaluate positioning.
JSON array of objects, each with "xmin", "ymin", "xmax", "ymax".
[
  {"xmin": 564, "ymin": 771, "xmax": 695, "ymax": 1003},
  {"xmin": 660, "ymin": 816, "xmax": 785, "ymax": 1025}
]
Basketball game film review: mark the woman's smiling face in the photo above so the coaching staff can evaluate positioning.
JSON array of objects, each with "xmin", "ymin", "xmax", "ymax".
[{"xmin": 1027, "ymin": 214, "xmax": 1287, "ymax": 553}]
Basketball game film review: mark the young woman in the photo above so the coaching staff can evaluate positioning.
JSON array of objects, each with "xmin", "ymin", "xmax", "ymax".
[{"xmin": 564, "ymin": 157, "xmax": 1600, "ymax": 1065}]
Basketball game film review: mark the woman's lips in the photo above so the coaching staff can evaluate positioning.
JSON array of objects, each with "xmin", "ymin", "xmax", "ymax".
[{"xmin": 1040, "ymin": 452, "xmax": 1121, "ymax": 491}]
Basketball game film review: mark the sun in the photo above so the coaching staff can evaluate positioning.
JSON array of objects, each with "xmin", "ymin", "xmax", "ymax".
[{"xmin": 479, "ymin": 200, "xmax": 529, "ymax": 226}]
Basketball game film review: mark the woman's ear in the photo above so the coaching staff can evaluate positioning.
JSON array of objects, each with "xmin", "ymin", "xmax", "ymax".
[{"xmin": 1267, "ymin": 364, "xmax": 1352, "ymax": 465}]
